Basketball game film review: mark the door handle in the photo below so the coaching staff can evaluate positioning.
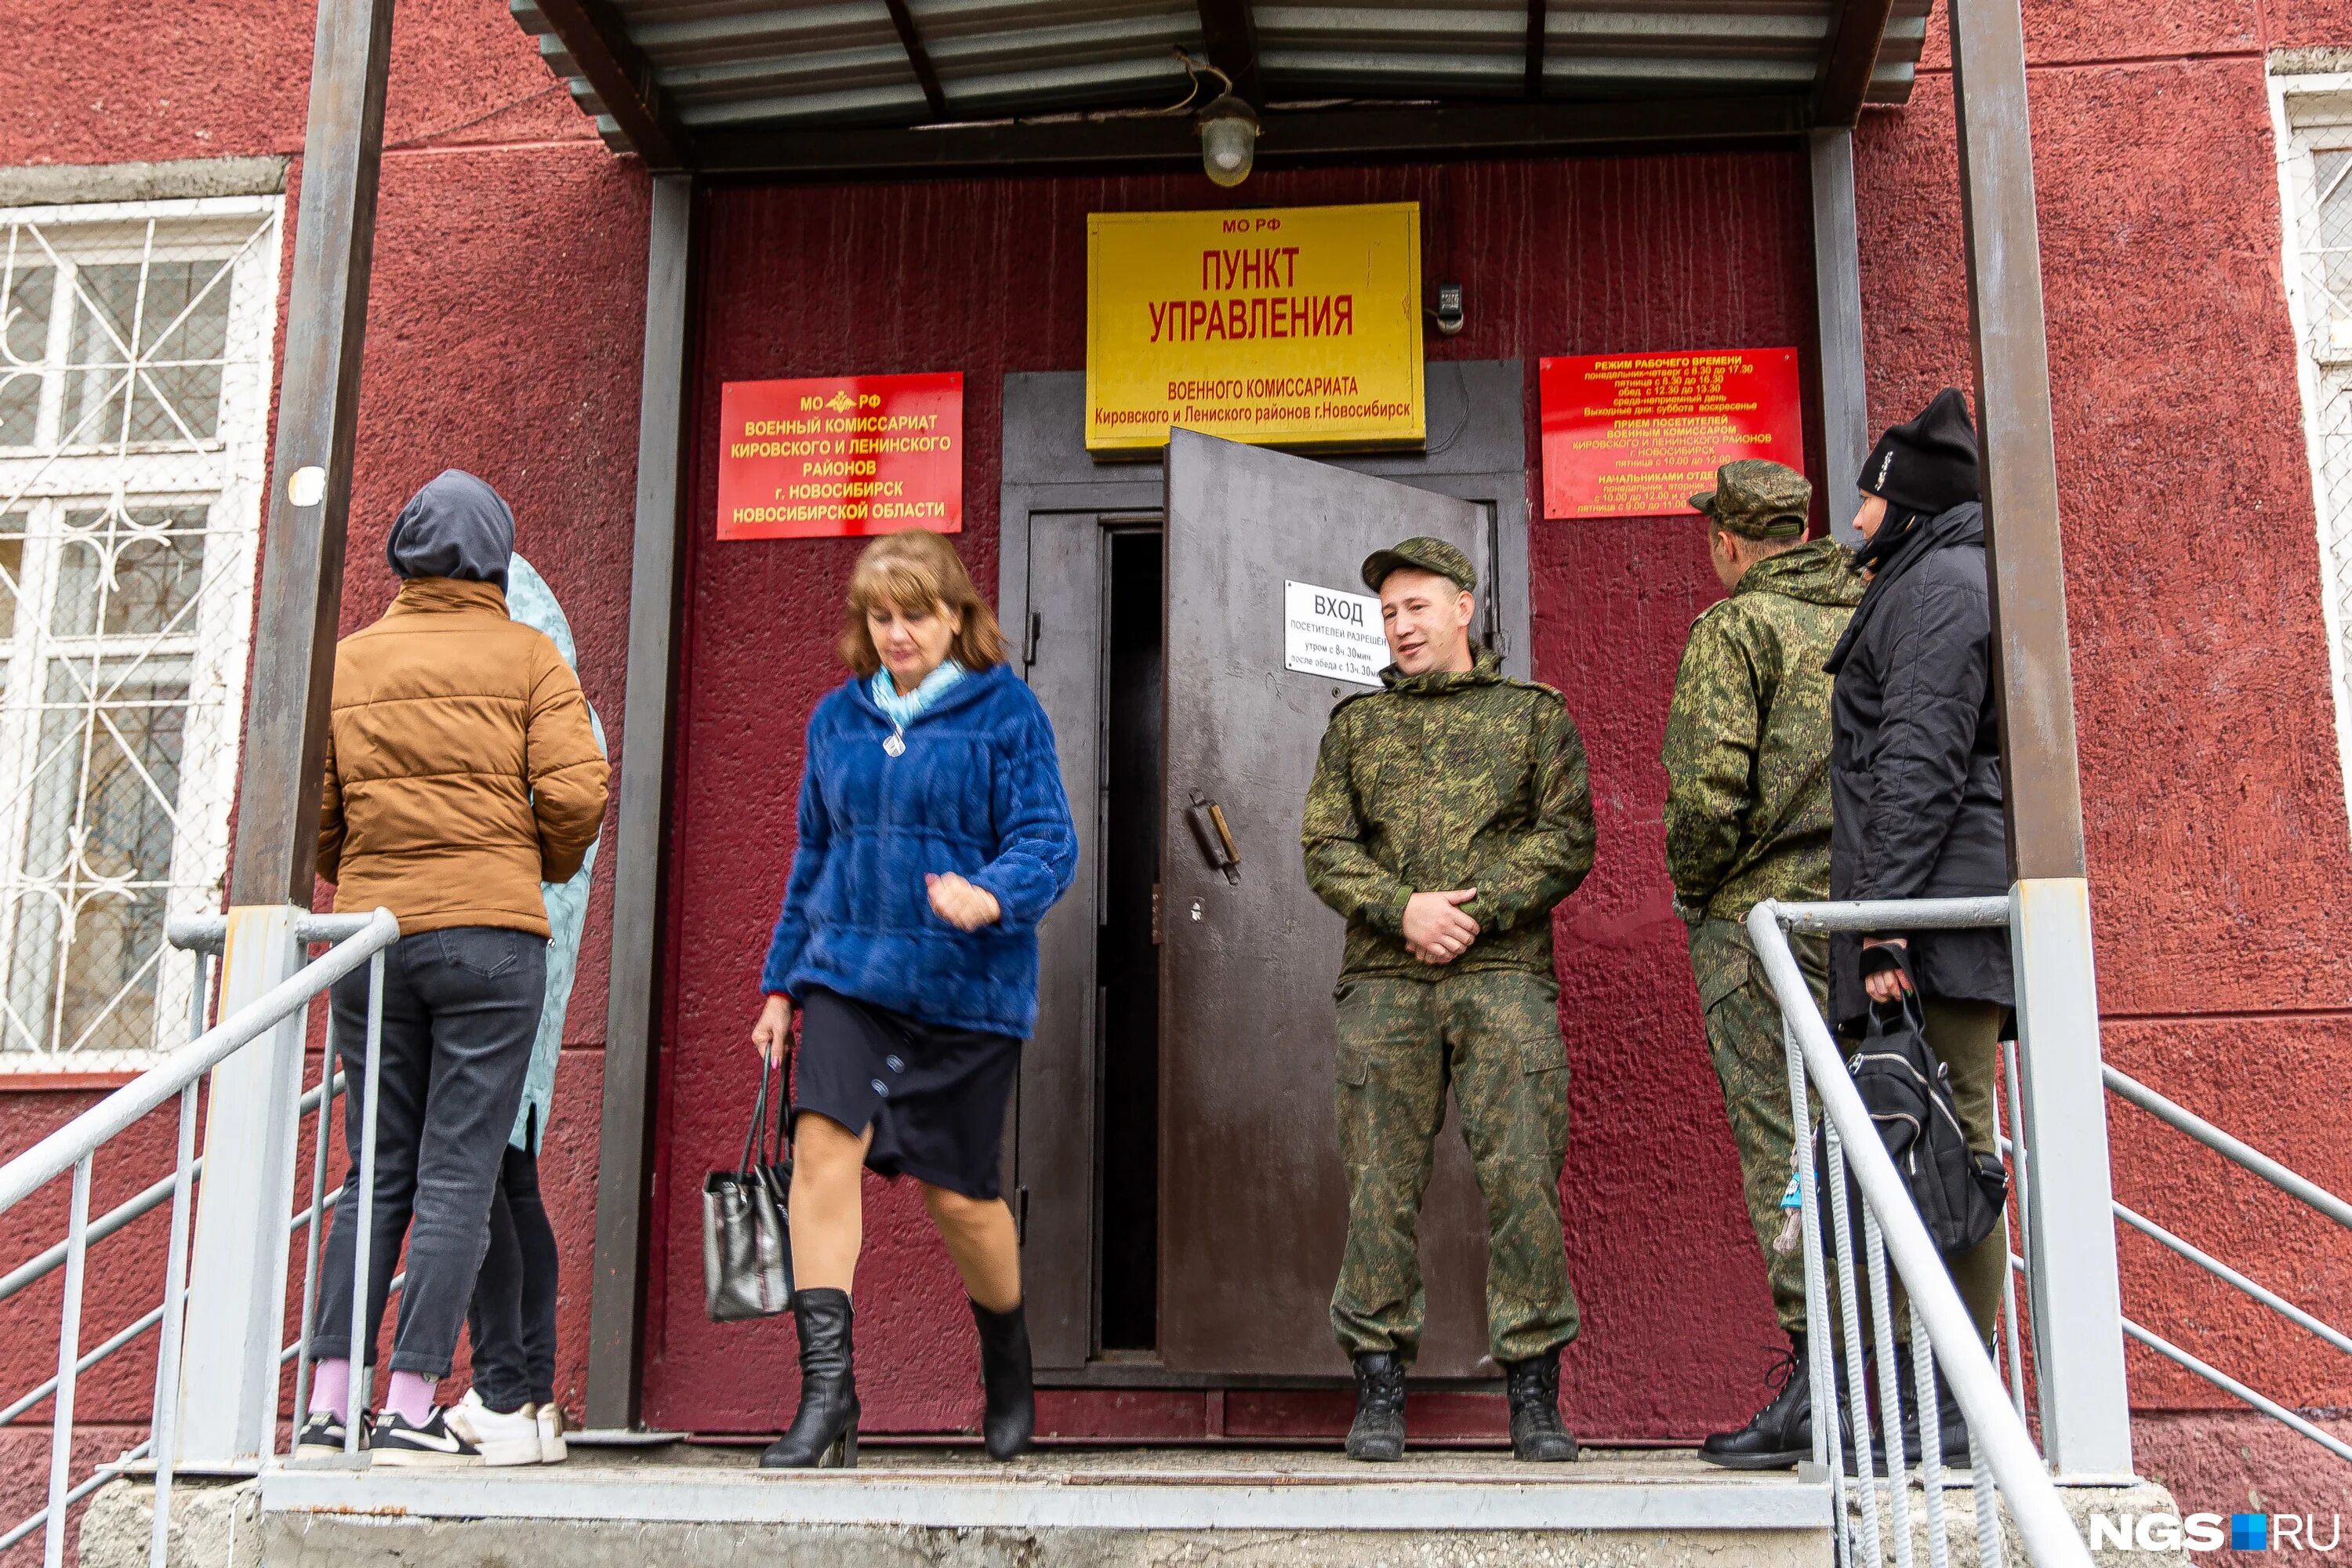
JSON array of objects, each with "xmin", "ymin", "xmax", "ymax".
[{"xmin": 1185, "ymin": 792, "xmax": 1242, "ymax": 885}]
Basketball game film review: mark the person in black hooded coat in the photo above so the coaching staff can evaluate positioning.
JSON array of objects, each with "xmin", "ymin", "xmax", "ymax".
[{"xmin": 1824, "ymin": 388, "xmax": 2011, "ymax": 1439}]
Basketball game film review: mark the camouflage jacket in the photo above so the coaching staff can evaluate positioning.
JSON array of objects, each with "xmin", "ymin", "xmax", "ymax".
[
  {"xmin": 1661, "ymin": 539, "xmax": 1864, "ymax": 926},
  {"xmin": 1302, "ymin": 650, "xmax": 1596, "ymax": 979}
]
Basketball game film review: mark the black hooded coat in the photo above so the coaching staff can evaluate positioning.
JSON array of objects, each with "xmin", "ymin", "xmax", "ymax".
[{"xmin": 1824, "ymin": 500, "xmax": 2014, "ymax": 1033}]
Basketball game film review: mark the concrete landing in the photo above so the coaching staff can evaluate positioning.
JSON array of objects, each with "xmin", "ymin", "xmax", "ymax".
[{"xmin": 94, "ymin": 1444, "xmax": 1841, "ymax": 1568}]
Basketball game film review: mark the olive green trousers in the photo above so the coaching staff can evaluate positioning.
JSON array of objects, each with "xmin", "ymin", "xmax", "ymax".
[{"xmin": 1328, "ymin": 969, "xmax": 1581, "ymax": 1367}]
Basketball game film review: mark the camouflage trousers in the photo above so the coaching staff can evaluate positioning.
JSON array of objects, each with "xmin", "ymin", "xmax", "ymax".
[
  {"xmin": 1330, "ymin": 968, "xmax": 1580, "ymax": 1367},
  {"xmin": 1689, "ymin": 917, "xmax": 1826, "ymax": 1336}
]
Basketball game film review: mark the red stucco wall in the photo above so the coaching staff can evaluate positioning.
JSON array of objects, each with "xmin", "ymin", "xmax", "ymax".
[
  {"xmin": 650, "ymin": 155, "xmax": 1827, "ymax": 1441},
  {"xmin": 1852, "ymin": 27, "xmax": 2352, "ymax": 1459},
  {"xmin": 0, "ymin": 0, "xmax": 2346, "ymax": 1527},
  {"xmin": 0, "ymin": 1, "xmax": 639, "ymax": 1530}
]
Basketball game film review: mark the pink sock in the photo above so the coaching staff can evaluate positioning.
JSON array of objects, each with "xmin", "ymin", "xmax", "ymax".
[
  {"xmin": 309, "ymin": 1358, "xmax": 351, "ymax": 1421},
  {"xmin": 385, "ymin": 1370, "xmax": 437, "ymax": 1426}
]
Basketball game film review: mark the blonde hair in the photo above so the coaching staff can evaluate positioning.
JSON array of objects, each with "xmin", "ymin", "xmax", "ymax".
[{"xmin": 837, "ymin": 530, "xmax": 1007, "ymax": 677}]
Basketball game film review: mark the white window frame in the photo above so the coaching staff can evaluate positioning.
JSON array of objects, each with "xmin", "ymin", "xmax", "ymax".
[
  {"xmin": 0, "ymin": 193, "xmax": 281, "ymax": 1072},
  {"xmin": 2272, "ymin": 71, "xmax": 2352, "ymax": 832}
]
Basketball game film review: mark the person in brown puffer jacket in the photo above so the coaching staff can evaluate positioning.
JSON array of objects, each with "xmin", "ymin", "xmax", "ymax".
[{"xmin": 297, "ymin": 470, "xmax": 608, "ymax": 1466}]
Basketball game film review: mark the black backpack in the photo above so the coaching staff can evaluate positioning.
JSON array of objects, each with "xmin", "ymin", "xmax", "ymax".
[{"xmin": 1815, "ymin": 960, "xmax": 2007, "ymax": 1259}]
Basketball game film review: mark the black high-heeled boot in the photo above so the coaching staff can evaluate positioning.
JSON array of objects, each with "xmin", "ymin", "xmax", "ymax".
[
  {"xmin": 971, "ymin": 1298, "xmax": 1035, "ymax": 1461},
  {"xmin": 760, "ymin": 1289, "xmax": 859, "ymax": 1469}
]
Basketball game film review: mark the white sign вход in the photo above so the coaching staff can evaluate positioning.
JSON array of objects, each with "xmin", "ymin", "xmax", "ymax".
[{"xmin": 1284, "ymin": 579, "xmax": 1386, "ymax": 688}]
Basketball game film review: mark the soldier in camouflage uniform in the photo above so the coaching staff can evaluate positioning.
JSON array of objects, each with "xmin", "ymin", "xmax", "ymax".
[
  {"xmin": 1660, "ymin": 459, "xmax": 1861, "ymax": 1470},
  {"xmin": 1301, "ymin": 536, "xmax": 1595, "ymax": 1465}
]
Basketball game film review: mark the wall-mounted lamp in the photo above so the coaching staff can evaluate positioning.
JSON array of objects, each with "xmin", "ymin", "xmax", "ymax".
[{"xmin": 1197, "ymin": 93, "xmax": 1260, "ymax": 187}]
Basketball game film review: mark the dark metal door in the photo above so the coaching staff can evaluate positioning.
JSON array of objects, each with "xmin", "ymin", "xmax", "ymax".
[{"xmin": 1159, "ymin": 428, "xmax": 1497, "ymax": 1379}]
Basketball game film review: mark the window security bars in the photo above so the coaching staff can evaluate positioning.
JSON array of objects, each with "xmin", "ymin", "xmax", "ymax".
[
  {"xmin": 0, "ymin": 910, "xmax": 396, "ymax": 1568},
  {"xmin": 1751, "ymin": 897, "xmax": 2092, "ymax": 1568},
  {"xmin": 0, "ymin": 198, "xmax": 280, "ymax": 1070}
]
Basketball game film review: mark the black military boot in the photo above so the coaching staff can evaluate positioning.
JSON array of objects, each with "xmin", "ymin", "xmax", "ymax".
[
  {"xmin": 1344, "ymin": 1352, "xmax": 1406, "ymax": 1462},
  {"xmin": 1896, "ymin": 1350, "xmax": 1973, "ymax": 1468},
  {"xmin": 760, "ymin": 1289, "xmax": 860, "ymax": 1468},
  {"xmin": 1503, "ymin": 1347, "xmax": 1580, "ymax": 1463},
  {"xmin": 971, "ymin": 1298, "xmax": 1035, "ymax": 1461},
  {"xmin": 1699, "ymin": 1332, "xmax": 1811, "ymax": 1470}
]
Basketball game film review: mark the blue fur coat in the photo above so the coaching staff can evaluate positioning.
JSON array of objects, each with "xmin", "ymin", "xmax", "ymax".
[{"xmin": 760, "ymin": 662, "xmax": 1078, "ymax": 1038}]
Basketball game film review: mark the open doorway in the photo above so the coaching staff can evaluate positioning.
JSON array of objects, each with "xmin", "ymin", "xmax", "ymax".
[
  {"xmin": 1001, "ymin": 367, "xmax": 1533, "ymax": 1385},
  {"xmin": 1099, "ymin": 525, "xmax": 1162, "ymax": 1354}
]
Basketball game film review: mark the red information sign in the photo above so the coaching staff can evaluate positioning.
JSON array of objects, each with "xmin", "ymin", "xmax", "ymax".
[
  {"xmin": 716, "ymin": 372, "xmax": 962, "ymax": 539},
  {"xmin": 1539, "ymin": 349, "xmax": 1804, "ymax": 520}
]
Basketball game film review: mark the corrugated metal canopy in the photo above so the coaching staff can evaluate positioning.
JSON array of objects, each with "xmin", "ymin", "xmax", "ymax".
[{"xmin": 510, "ymin": 0, "xmax": 1927, "ymax": 168}]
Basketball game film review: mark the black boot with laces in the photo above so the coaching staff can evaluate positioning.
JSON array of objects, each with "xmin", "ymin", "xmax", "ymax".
[
  {"xmin": 1503, "ymin": 1346, "xmax": 1580, "ymax": 1463},
  {"xmin": 1700, "ymin": 1332, "xmax": 1812, "ymax": 1471},
  {"xmin": 1344, "ymin": 1352, "xmax": 1406, "ymax": 1462}
]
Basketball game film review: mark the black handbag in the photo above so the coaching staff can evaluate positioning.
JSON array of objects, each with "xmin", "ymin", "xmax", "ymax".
[
  {"xmin": 702, "ymin": 1051, "xmax": 795, "ymax": 1322},
  {"xmin": 1816, "ymin": 952, "xmax": 2008, "ymax": 1260}
]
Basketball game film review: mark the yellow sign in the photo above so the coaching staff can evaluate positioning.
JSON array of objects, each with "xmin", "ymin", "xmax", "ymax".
[{"xmin": 1085, "ymin": 201, "xmax": 1425, "ymax": 452}]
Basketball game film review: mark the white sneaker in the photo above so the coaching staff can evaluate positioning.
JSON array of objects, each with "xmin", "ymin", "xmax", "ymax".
[
  {"xmin": 536, "ymin": 1402, "xmax": 568, "ymax": 1464},
  {"xmin": 447, "ymin": 1388, "xmax": 541, "ymax": 1467}
]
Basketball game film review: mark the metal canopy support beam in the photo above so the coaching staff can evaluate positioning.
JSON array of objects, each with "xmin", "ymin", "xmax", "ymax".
[
  {"xmin": 696, "ymin": 94, "xmax": 1809, "ymax": 178},
  {"xmin": 584, "ymin": 173, "xmax": 696, "ymax": 1432},
  {"xmin": 1809, "ymin": 128, "xmax": 1870, "ymax": 545},
  {"xmin": 183, "ymin": 0, "xmax": 394, "ymax": 1469},
  {"xmin": 227, "ymin": 0, "xmax": 393, "ymax": 911},
  {"xmin": 1947, "ymin": 0, "xmax": 2133, "ymax": 1479},
  {"xmin": 882, "ymin": 0, "xmax": 947, "ymax": 120},
  {"xmin": 1523, "ymin": 0, "xmax": 1546, "ymax": 97},
  {"xmin": 1815, "ymin": 0, "xmax": 1896, "ymax": 125},
  {"xmin": 537, "ymin": 0, "xmax": 691, "ymax": 172},
  {"xmin": 1198, "ymin": 0, "xmax": 1263, "ymax": 107}
]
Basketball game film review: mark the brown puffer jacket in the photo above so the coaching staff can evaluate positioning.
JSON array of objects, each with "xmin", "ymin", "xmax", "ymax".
[{"xmin": 318, "ymin": 577, "xmax": 608, "ymax": 937}]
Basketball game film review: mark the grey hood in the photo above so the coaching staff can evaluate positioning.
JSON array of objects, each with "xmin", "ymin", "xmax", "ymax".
[{"xmin": 385, "ymin": 470, "xmax": 514, "ymax": 591}]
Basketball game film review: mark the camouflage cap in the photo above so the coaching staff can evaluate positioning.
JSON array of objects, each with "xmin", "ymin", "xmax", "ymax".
[
  {"xmin": 1690, "ymin": 459, "xmax": 1812, "ymax": 540},
  {"xmin": 1361, "ymin": 535, "xmax": 1476, "ymax": 595}
]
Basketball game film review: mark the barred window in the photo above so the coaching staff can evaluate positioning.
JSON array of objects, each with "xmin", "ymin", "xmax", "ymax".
[{"xmin": 0, "ymin": 196, "xmax": 280, "ymax": 1069}]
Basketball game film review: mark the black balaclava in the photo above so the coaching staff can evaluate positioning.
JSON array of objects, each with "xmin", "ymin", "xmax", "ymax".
[
  {"xmin": 384, "ymin": 470, "xmax": 516, "ymax": 592},
  {"xmin": 1854, "ymin": 387, "xmax": 1980, "ymax": 575}
]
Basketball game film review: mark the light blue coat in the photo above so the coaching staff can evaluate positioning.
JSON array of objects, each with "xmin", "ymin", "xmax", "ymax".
[{"xmin": 506, "ymin": 554, "xmax": 603, "ymax": 1152}]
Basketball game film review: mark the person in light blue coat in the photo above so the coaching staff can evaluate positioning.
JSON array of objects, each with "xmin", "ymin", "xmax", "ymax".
[{"xmin": 449, "ymin": 554, "xmax": 603, "ymax": 1466}]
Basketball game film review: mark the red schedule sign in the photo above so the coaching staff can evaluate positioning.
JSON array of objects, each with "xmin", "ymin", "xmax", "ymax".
[
  {"xmin": 717, "ymin": 372, "xmax": 962, "ymax": 539},
  {"xmin": 1540, "ymin": 349, "xmax": 1803, "ymax": 520}
]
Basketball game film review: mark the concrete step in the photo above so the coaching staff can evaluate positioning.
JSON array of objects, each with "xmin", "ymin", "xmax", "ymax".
[{"xmin": 180, "ymin": 1444, "xmax": 1835, "ymax": 1567}]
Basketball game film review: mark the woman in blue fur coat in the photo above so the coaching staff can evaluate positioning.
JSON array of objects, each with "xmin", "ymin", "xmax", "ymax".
[{"xmin": 750, "ymin": 529, "xmax": 1077, "ymax": 1471}]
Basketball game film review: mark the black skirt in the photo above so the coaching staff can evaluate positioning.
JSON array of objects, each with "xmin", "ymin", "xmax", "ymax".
[{"xmin": 793, "ymin": 987, "xmax": 1022, "ymax": 1200}]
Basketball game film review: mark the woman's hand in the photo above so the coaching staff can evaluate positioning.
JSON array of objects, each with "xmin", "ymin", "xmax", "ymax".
[
  {"xmin": 1862, "ymin": 936, "xmax": 1913, "ymax": 1005},
  {"xmin": 927, "ymin": 872, "xmax": 1002, "ymax": 931},
  {"xmin": 751, "ymin": 993, "xmax": 794, "ymax": 1064}
]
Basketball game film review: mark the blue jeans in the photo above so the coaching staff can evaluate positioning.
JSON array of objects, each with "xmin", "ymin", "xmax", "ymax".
[
  {"xmin": 310, "ymin": 927, "xmax": 546, "ymax": 1380},
  {"xmin": 466, "ymin": 1138, "xmax": 559, "ymax": 1410}
]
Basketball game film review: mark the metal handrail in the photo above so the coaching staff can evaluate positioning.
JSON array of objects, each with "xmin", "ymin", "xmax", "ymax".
[
  {"xmin": 0, "ymin": 908, "xmax": 399, "ymax": 1568},
  {"xmin": 2103, "ymin": 1065, "xmax": 2352, "ymax": 1231},
  {"xmin": 0, "ymin": 1191, "xmax": 356, "ymax": 1432},
  {"xmin": 2122, "ymin": 1320, "xmax": 2352, "ymax": 1465},
  {"xmin": 0, "ymin": 1276, "xmax": 404, "ymax": 1554},
  {"xmin": 2112, "ymin": 1205, "xmax": 2352, "ymax": 1357},
  {"xmin": 0, "ymin": 909, "xmax": 397, "ymax": 1215},
  {"xmin": 162, "ymin": 910, "xmax": 383, "ymax": 956},
  {"xmin": 1752, "ymin": 898, "xmax": 2093, "ymax": 1568},
  {"xmin": 0, "ymin": 1073, "xmax": 345, "ymax": 1307},
  {"xmin": 2095, "ymin": 1063, "xmax": 2352, "ymax": 1468},
  {"xmin": 1773, "ymin": 895, "xmax": 2013, "ymax": 934}
]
